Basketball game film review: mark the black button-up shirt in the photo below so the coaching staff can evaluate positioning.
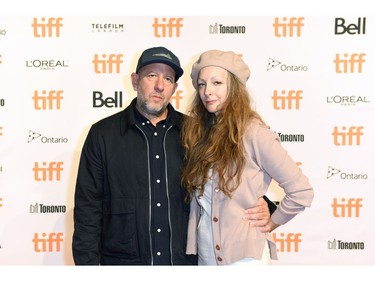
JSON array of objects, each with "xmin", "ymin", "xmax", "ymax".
[{"xmin": 134, "ymin": 108, "xmax": 171, "ymax": 265}]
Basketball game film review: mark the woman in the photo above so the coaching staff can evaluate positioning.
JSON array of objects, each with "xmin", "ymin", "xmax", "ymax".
[{"xmin": 181, "ymin": 49, "xmax": 314, "ymax": 265}]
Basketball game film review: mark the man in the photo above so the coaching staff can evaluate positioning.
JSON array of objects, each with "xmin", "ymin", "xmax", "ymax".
[{"xmin": 72, "ymin": 46, "xmax": 274, "ymax": 265}]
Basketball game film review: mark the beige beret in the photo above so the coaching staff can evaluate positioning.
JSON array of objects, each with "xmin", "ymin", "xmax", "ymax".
[{"xmin": 191, "ymin": 49, "xmax": 250, "ymax": 89}]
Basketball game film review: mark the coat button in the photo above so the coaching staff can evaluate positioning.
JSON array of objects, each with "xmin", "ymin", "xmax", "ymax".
[
  {"xmin": 213, "ymin": 217, "xmax": 218, "ymax": 222},
  {"xmin": 217, "ymin": 257, "xmax": 222, "ymax": 262},
  {"xmin": 215, "ymin": 245, "xmax": 220, "ymax": 250}
]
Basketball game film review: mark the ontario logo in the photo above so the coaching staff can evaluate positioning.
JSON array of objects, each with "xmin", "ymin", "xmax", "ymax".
[
  {"xmin": 28, "ymin": 130, "xmax": 68, "ymax": 144},
  {"xmin": 326, "ymin": 166, "xmax": 368, "ymax": 180},
  {"xmin": 267, "ymin": 58, "xmax": 308, "ymax": 72}
]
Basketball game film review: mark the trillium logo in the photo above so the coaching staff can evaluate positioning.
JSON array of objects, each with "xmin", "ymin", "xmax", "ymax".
[
  {"xmin": 327, "ymin": 166, "xmax": 341, "ymax": 179},
  {"xmin": 267, "ymin": 58, "xmax": 281, "ymax": 71},
  {"xmin": 28, "ymin": 130, "xmax": 42, "ymax": 143}
]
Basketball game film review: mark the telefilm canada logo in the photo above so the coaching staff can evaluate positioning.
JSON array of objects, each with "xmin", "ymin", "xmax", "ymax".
[
  {"xmin": 27, "ymin": 130, "xmax": 68, "ymax": 144},
  {"xmin": 326, "ymin": 166, "xmax": 368, "ymax": 180},
  {"xmin": 267, "ymin": 58, "xmax": 308, "ymax": 72},
  {"xmin": 91, "ymin": 23, "xmax": 125, "ymax": 33}
]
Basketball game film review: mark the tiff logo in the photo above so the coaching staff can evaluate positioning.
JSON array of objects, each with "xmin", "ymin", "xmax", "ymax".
[
  {"xmin": 92, "ymin": 54, "xmax": 123, "ymax": 74},
  {"xmin": 332, "ymin": 126, "xmax": 364, "ymax": 146},
  {"xmin": 31, "ymin": 17, "xmax": 63, "ymax": 37},
  {"xmin": 32, "ymin": 90, "xmax": 63, "ymax": 110},
  {"xmin": 272, "ymin": 90, "xmax": 303, "ymax": 110},
  {"xmin": 152, "ymin": 17, "xmax": 183, "ymax": 38},
  {"xmin": 273, "ymin": 233, "xmax": 302, "ymax": 252},
  {"xmin": 332, "ymin": 198, "xmax": 363, "ymax": 217},
  {"xmin": 334, "ymin": 53, "xmax": 366, "ymax": 73},
  {"xmin": 169, "ymin": 90, "xmax": 183, "ymax": 110},
  {"xmin": 32, "ymin": 232, "xmax": 63, "ymax": 252},
  {"xmin": 273, "ymin": 17, "xmax": 304, "ymax": 37},
  {"xmin": 32, "ymin": 161, "xmax": 64, "ymax": 181}
]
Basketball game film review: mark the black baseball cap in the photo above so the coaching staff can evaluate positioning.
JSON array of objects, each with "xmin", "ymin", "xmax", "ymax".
[{"xmin": 136, "ymin": 46, "xmax": 184, "ymax": 82}]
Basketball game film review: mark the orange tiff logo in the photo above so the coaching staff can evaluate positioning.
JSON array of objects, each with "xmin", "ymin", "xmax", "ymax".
[
  {"xmin": 32, "ymin": 90, "xmax": 64, "ymax": 110},
  {"xmin": 31, "ymin": 17, "xmax": 63, "ymax": 37},
  {"xmin": 273, "ymin": 17, "xmax": 304, "ymax": 37},
  {"xmin": 92, "ymin": 54, "xmax": 124, "ymax": 74},
  {"xmin": 332, "ymin": 126, "xmax": 364, "ymax": 146},
  {"xmin": 169, "ymin": 90, "xmax": 183, "ymax": 110},
  {"xmin": 332, "ymin": 198, "xmax": 363, "ymax": 218},
  {"xmin": 32, "ymin": 161, "xmax": 64, "ymax": 181},
  {"xmin": 152, "ymin": 17, "xmax": 183, "ymax": 38},
  {"xmin": 272, "ymin": 90, "xmax": 303, "ymax": 110},
  {"xmin": 272, "ymin": 232, "xmax": 302, "ymax": 252},
  {"xmin": 334, "ymin": 53, "xmax": 366, "ymax": 73},
  {"xmin": 32, "ymin": 232, "xmax": 64, "ymax": 252}
]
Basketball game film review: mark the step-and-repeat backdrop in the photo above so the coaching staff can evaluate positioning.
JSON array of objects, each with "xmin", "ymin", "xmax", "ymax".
[{"xmin": 0, "ymin": 16, "xmax": 374, "ymax": 265}]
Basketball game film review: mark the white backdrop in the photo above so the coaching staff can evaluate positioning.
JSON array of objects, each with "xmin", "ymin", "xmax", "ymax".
[{"xmin": 0, "ymin": 15, "xmax": 374, "ymax": 266}]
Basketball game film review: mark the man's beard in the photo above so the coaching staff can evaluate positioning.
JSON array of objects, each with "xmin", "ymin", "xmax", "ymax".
[{"xmin": 138, "ymin": 97, "xmax": 167, "ymax": 117}]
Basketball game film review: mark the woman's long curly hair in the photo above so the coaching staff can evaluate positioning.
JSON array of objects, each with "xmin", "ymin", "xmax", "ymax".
[{"xmin": 181, "ymin": 72, "xmax": 265, "ymax": 203}]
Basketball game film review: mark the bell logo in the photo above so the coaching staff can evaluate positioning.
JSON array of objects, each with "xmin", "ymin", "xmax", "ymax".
[
  {"xmin": 32, "ymin": 232, "xmax": 64, "ymax": 252},
  {"xmin": 152, "ymin": 17, "xmax": 183, "ymax": 38},
  {"xmin": 273, "ymin": 232, "xmax": 302, "ymax": 252},
  {"xmin": 334, "ymin": 18, "xmax": 366, "ymax": 35},
  {"xmin": 31, "ymin": 17, "xmax": 63, "ymax": 38}
]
